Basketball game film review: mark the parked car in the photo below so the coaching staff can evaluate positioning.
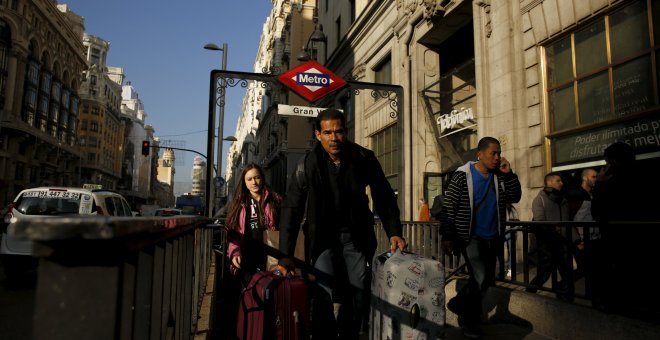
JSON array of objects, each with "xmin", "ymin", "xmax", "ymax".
[
  {"xmin": 0, "ymin": 187, "xmax": 133, "ymax": 280},
  {"xmin": 154, "ymin": 208, "xmax": 184, "ymax": 217}
]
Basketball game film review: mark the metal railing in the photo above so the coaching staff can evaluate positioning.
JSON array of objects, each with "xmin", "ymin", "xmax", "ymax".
[
  {"xmin": 11, "ymin": 215, "xmax": 217, "ymax": 340},
  {"xmin": 375, "ymin": 220, "xmax": 660, "ymax": 303}
]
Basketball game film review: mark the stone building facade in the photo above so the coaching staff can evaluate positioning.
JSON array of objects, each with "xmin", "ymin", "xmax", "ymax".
[
  {"xmin": 0, "ymin": 1, "xmax": 87, "ymax": 207},
  {"xmin": 225, "ymin": 0, "xmax": 660, "ymax": 220},
  {"xmin": 309, "ymin": 0, "xmax": 660, "ymax": 219},
  {"xmin": 78, "ymin": 33, "xmax": 125, "ymax": 190}
]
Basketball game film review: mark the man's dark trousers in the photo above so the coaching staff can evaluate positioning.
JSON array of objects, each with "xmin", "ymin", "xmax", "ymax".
[
  {"xmin": 449, "ymin": 237, "xmax": 498, "ymax": 323},
  {"xmin": 312, "ymin": 232, "xmax": 368, "ymax": 340}
]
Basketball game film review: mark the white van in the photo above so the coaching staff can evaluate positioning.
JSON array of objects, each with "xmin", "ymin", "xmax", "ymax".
[{"xmin": 0, "ymin": 187, "xmax": 133, "ymax": 279}]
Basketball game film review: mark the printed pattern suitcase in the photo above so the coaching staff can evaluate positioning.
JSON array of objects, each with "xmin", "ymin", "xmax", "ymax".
[
  {"xmin": 370, "ymin": 250, "xmax": 445, "ymax": 340},
  {"xmin": 236, "ymin": 271, "xmax": 311, "ymax": 340}
]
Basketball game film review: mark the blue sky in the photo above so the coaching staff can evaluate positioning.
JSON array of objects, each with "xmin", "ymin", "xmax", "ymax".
[{"xmin": 59, "ymin": 1, "xmax": 272, "ymax": 194}]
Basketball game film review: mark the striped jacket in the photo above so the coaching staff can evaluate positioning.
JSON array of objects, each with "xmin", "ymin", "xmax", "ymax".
[{"xmin": 439, "ymin": 162, "xmax": 522, "ymax": 243}]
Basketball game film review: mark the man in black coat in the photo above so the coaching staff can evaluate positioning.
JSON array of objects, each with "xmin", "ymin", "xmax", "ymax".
[{"xmin": 279, "ymin": 109, "xmax": 406, "ymax": 340}]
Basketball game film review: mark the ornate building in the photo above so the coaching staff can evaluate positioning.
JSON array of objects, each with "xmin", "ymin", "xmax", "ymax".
[
  {"xmin": 0, "ymin": 1, "xmax": 87, "ymax": 207},
  {"xmin": 78, "ymin": 33, "xmax": 124, "ymax": 190}
]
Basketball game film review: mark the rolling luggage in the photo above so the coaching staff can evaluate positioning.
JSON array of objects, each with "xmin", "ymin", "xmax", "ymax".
[
  {"xmin": 237, "ymin": 271, "xmax": 310, "ymax": 340},
  {"xmin": 370, "ymin": 250, "xmax": 445, "ymax": 340}
]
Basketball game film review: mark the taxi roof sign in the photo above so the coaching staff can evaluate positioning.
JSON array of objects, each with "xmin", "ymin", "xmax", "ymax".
[
  {"xmin": 277, "ymin": 61, "xmax": 347, "ymax": 102},
  {"xmin": 82, "ymin": 184, "xmax": 103, "ymax": 190}
]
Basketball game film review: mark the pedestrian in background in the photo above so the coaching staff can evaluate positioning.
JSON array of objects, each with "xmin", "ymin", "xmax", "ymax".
[
  {"xmin": 419, "ymin": 198, "xmax": 431, "ymax": 221},
  {"xmin": 591, "ymin": 141, "xmax": 658, "ymax": 319},
  {"xmin": 278, "ymin": 109, "xmax": 406, "ymax": 340},
  {"xmin": 225, "ymin": 163, "xmax": 282, "ymax": 283},
  {"xmin": 566, "ymin": 168, "xmax": 598, "ymax": 280},
  {"xmin": 527, "ymin": 172, "xmax": 573, "ymax": 300},
  {"xmin": 440, "ymin": 137, "xmax": 522, "ymax": 338}
]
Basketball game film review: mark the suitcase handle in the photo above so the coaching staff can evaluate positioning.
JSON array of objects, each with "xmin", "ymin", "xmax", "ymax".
[{"xmin": 376, "ymin": 249, "xmax": 415, "ymax": 264}]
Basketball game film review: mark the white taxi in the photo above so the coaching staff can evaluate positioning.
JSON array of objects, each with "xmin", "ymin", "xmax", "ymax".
[{"xmin": 0, "ymin": 187, "xmax": 132, "ymax": 279}]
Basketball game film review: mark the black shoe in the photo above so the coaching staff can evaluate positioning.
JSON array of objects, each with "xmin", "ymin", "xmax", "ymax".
[
  {"xmin": 447, "ymin": 297, "xmax": 466, "ymax": 317},
  {"xmin": 462, "ymin": 322, "xmax": 483, "ymax": 339},
  {"xmin": 525, "ymin": 287, "xmax": 538, "ymax": 293}
]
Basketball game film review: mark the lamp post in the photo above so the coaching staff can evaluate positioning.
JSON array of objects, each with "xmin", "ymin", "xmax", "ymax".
[
  {"xmin": 297, "ymin": 22, "xmax": 326, "ymax": 62},
  {"xmin": 204, "ymin": 42, "xmax": 228, "ymax": 216}
]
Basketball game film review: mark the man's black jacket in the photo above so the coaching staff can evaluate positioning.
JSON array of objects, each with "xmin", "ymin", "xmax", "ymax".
[{"xmin": 279, "ymin": 141, "xmax": 402, "ymax": 262}]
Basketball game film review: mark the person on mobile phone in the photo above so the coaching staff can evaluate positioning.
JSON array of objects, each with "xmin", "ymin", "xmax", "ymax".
[{"xmin": 439, "ymin": 137, "xmax": 521, "ymax": 338}]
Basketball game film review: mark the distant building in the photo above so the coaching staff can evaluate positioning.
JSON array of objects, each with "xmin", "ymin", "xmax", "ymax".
[
  {"xmin": 78, "ymin": 33, "xmax": 125, "ymax": 190},
  {"xmin": 116, "ymin": 81, "xmax": 155, "ymax": 204},
  {"xmin": 191, "ymin": 156, "xmax": 206, "ymax": 197},
  {"xmin": 154, "ymin": 147, "xmax": 175, "ymax": 207}
]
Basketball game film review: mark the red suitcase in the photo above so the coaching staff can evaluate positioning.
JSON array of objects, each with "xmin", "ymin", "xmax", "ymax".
[{"xmin": 237, "ymin": 271, "xmax": 310, "ymax": 340}]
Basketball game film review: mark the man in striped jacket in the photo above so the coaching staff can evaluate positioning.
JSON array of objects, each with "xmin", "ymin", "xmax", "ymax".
[{"xmin": 440, "ymin": 137, "xmax": 522, "ymax": 338}]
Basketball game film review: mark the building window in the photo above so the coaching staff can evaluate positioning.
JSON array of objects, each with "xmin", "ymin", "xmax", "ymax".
[
  {"xmin": 547, "ymin": 0, "xmax": 659, "ymax": 131},
  {"xmin": 0, "ymin": 20, "xmax": 8, "ymax": 110},
  {"xmin": 15, "ymin": 162, "xmax": 25, "ymax": 181},
  {"xmin": 349, "ymin": 0, "xmax": 356, "ymax": 24},
  {"xmin": 374, "ymin": 56, "xmax": 392, "ymax": 84},
  {"xmin": 90, "ymin": 48, "xmax": 100, "ymax": 65},
  {"xmin": 336, "ymin": 16, "xmax": 341, "ymax": 46},
  {"xmin": 547, "ymin": 0, "xmax": 660, "ymax": 165},
  {"xmin": 372, "ymin": 124, "xmax": 399, "ymax": 191}
]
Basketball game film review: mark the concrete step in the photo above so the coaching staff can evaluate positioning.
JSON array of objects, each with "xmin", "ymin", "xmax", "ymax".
[{"xmin": 445, "ymin": 279, "xmax": 660, "ymax": 340}]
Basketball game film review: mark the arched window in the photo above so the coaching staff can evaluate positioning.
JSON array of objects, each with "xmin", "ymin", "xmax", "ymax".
[{"xmin": 0, "ymin": 20, "xmax": 11, "ymax": 110}]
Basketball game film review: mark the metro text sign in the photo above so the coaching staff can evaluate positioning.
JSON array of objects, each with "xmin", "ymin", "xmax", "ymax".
[{"xmin": 278, "ymin": 61, "xmax": 347, "ymax": 102}]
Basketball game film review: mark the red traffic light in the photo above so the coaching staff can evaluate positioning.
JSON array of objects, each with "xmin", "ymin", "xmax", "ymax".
[{"xmin": 142, "ymin": 140, "xmax": 150, "ymax": 156}]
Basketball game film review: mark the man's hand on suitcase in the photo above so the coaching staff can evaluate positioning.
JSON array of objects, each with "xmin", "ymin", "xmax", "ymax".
[
  {"xmin": 277, "ymin": 257, "xmax": 295, "ymax": 277},
  {"xmin": 390, "ymin": 236, "xmax": 407, "ymax": 254}
]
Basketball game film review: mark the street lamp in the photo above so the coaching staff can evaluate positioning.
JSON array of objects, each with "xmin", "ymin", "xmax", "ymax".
[
  {"xmin": 205, "ymin": 42, "xmax": 228, "ymax": 217},
  {"xmin": 297, "ymin": 22, "xmax": 326, "ymax": 62}
]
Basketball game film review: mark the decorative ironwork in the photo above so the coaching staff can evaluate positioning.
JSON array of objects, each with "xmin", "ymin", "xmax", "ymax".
[
  {"xmin": 261, "ymin": 66, "xmax": 282, "ymax": 75},
  {"xmin": 348, "ymin": 88, "xmax": 400, "ymax": 119}
]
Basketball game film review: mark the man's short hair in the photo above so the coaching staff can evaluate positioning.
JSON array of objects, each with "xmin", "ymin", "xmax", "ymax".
[
  {"xmin": 477, "ymin": 137, "xmax": 500, "ymax": 151},
  {"xmin": 314, "ymin": 109, "xmax": 346, "ymax": 132},
  {"xmin": 581, "ymin": 168, "xmax": 596, "ymax": 178},
  {"xmin": 544, "ymin": 171, "xmax": 562, "ymax": 185}
]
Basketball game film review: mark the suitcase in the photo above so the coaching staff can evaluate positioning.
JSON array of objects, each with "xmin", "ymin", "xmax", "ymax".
[
  {"xmin": 370, "ymin": 250, "xmax": 445, "ymax": 340},
  {"xmin": 237, "ymin": 271, "xmax": 311, "ymax": 340}
]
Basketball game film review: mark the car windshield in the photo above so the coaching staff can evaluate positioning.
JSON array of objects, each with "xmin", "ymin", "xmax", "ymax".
[{"xmin": 17, "ymin": 197, "xmax": 80, "ymax": 215}]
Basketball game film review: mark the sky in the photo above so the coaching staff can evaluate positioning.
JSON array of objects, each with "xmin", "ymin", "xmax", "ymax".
[{"xmin": 59, "ymin": 1, "xmax": 273, "ymax": 195}]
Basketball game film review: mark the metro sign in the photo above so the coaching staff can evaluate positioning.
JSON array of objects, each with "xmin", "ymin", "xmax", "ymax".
[{"xmin": 278, "ymin": 61, "xmax": 347, "ymax": 102}]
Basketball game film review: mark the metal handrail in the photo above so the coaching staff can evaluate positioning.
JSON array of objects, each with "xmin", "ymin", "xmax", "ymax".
[{"xmin": 375, "ymin": 220, "xmax": 660, "ymax": 303}]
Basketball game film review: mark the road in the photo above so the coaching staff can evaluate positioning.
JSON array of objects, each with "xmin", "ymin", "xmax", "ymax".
[{"xmin": 0, "ymin": 262, "xmax": 36, "ymax": 340}]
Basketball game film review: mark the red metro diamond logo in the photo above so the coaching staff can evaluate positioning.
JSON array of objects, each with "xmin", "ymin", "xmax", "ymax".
[{"xmin": 277, "ymin": 61, "xmax": 347, "ymax": 102}]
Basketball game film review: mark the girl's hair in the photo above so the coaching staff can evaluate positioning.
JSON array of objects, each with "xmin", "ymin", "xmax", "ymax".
[{"xmin": 225, "ymin": 163, "xmax": 279, "ymax": 230}]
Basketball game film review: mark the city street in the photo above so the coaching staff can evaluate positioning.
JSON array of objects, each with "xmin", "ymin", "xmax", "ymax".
[{"xmin": 0, "ymin": 263, "xmax": 36, "ymax": 340}]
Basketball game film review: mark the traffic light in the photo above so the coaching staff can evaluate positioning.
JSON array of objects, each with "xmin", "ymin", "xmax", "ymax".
[{"xmin": 141, "ymin": 140, "xmax": 150, "ymax": 156}]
